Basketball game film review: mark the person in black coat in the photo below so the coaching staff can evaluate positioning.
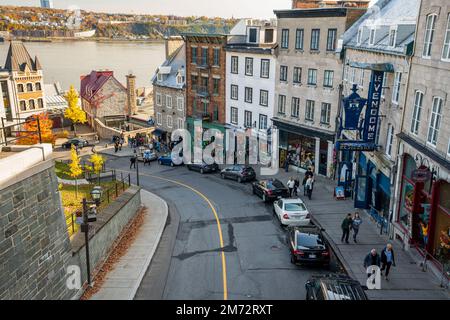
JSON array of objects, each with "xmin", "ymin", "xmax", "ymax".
[
  {"xmin": 364, "ymin": 249, "xmax": 381, "ymax": 279},
  {"xmin": 341, "ymin": 213, "xmax": 353, "ymax": 244},
  {"xmin": 380, "ymin": 243, "xmax": 396, "ymax": 280}
]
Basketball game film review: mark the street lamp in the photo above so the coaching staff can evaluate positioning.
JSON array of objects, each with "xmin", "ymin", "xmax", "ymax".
[
  {"xmin": 135, "ymin": 155, "xmax": 140, "ymax": 186},
  {"xmin": 81, "ymin": 187, "xmax": 103, "ymax": 287}
]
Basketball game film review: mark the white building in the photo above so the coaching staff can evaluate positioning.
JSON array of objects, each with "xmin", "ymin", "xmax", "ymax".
[
  {"xmin": 225, "ymin": 19, "xmax": 277, "ymax": 154},
  {"xmin": 40, "ymin": 0, "xmax": 54, "ymax": 9}
]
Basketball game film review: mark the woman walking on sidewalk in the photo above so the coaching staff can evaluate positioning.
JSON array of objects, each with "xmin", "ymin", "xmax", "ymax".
[
  {"xmin": 352, "ymin": 212, "xmax": 363, "ymax": 243},
  {"xmin": 380, "ymin": 243, "xmax": 396, "ymax": 281},
  {"xmin": 341, "ymin": 213, "xmax": 353, "ymax": 244},
  {"xmin": 305, "ymin": 176, "xmax": 313, "ymax": 200},
  {"xmin": 287, "ymin": 177, "xmax": 295, "ymax": 198}
]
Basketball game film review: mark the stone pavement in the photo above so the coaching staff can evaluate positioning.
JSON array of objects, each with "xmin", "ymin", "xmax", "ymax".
[
  {"xmin": 268, "ymin": 166, "xmax": 450, "ymax": 300},
  {"xmin": 90, "ymin": 189, "xmax": 168, "ymax": 300}
]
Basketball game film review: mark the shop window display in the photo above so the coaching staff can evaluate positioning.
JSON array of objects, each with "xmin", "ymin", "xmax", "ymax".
[
  {"xmin": 287, "ymin": 133, "xmax": 315, "ymax": 171},
  {"xmin": 435, "ymin": 182, "xmax": 450, "ymax": 268}
]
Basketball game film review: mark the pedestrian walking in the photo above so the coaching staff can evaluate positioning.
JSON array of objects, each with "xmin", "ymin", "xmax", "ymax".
[
  {"xmin": 380, "ymin": 243, "xmax": 396, "ymax": 281},
  {"xmin": 341, "ymin": 213, "xmax": 353, "ymax": 244},
  {"xmin": 287, "ymin": 177, "xmax": 295, "ymax": 197},
  {"xmin": 352, "ymin": 212, "xmax": 363, "ymax": 243},
  {"xmin": 305, "ymin": 176, "xmax": 313, "ymax": 200},
  {"xmin": 284, "ymin": 154, "xmax": 290, "ymax": 173},
  {"xmin": 293, "ymin": 177, "xmax": 300, "ymax": 197},
  {"xmin": 303, "ymin": 168, "xmax": 314, "ymax": 195},
  {"xmin": 130, "ymin": 155, "xmax": 137, "ymax": 169},
  {"xmin": 119, "ymin": 138, "xmax": 123, "ymax": 151},
  {"xmin": 143, "ymin": 150, "xmax": 151, "ymax": 167},
  {"xmin": 114, "ymin": 141, "xmax": 119, "ymax": 153},
  {"xmin": 364, "ymin": 249, "xmax": 381, "ymax": 280}
]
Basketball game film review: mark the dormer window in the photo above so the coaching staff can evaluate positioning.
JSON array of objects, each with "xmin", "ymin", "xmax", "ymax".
[
  {"xmin": 389, "ymin": 27, "xmax": 397, "ymax": 47},
  {"xmin": 176, "ymin": 74, "xmax": 184, "ymax": 85},
  {"xmin": 357, "ymin": 27, "xmax": 363, "ymax": 44},
  {"xmin": 369, "ymin": 28, "xmax": 376, "ymax": 46},
  {"xmin": 248, "ymin": 28, "xmax": 258, "ymax": 44},
  {"xmin": 157, "ymin": 72, "xmax": 163, "ymax": 82}
]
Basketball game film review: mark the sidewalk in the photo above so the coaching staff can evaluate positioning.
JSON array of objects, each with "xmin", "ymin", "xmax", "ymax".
[
  {"xmin": 90, "ymin": 189, "xmax": 168, "ymax": 300},
  {"xmin": 270, "ymin": 167, "xmax": 450, "ymax": 300}
]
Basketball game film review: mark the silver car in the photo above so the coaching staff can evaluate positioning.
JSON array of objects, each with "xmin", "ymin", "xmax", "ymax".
[{"xmin": 273, "ymin": 198, "xmax": 311, "ymax": 226}]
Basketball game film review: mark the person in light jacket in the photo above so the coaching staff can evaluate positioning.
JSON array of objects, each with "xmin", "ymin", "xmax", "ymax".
[
  {"xmin": 352, "ymin": 212, "xmax": 363, "ymax": 243},
  {"xmin": 380, "ymin": 243, "xmax": 396, "ymax": 281}
]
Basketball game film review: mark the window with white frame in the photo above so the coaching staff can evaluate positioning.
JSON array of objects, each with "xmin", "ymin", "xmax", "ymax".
[
  {"xmin": 410, "ymin": 91, "xmax": 424, "ymax": 135},
  {"xmin": 231, "ymin": 84, "xmax": 238, "ymax": 100},
  {"xmin": 281, "ymin": 29, "xmax": 289, "ymax": 49},
  {"xmin": 392, "ymin": 72, "xmax": 402, "ymax": 104},
  {"xmin": 260, "ymin": 59, "xmax": 270, "ymax": 78},
  {"xmin": 427, "ymin": 97, "xmax": 443, "ymax": 146},
  {"xmin": 307, "ymin": 69, "xmax": 317, "ymax": 85},
  {"xmin": 351, "ymin": 68, "xmax": 356, "ymax": 84},
  {"xmin": 311, "ymin": 29, "xmax": 320, "ymax": 51},
  {"xmin": 324, "ymin": 70, "xmax": 334, "ymax": 87},
  {"xmin": 167, "ymin": 115, "xmax": 173, "ymax": 128},
  {"xmin": 291, "ymin": 97, "xmax": 300, "ymax": 118},
  {"xmin": 259, "ymin": 90, "xmax": 268, "ymax": 106},
  {"xmin": 231, "ymin": 56, "xmax": 239, "ymax": 74},
  {"xmin": 389, "ymin": 28, "xmax": 397, "ymax": 47},
  {"xmin": 166, "ymin": 95, "xmax": 172, "ymax": 108},
  {"xmin": 156, "ymin": 112, "xmax": 162, "ymax": 125},
  {"xmin": 293, "ymin": 67, "xmax": 302, "ymax": 84},
  {"xmin": 231, "ymin": 107, "xmax": 238, "ymax": 125},
  {"xmin": 381, "ymin": 72, "xmax": 388, "ymax": 98},
  {"xmin": 156, "ymin": 93, "xmax": 162, "ymax": 106},
  {"xmin": 344, "ymin": 65, "xmax": 349, "ymax": 81},
  {"xmin": 245, "ymin": 57, "xmax": 253, "ymax": 76},
  {"xmin": 359, "ymin": 69, "xmax": 364, "ymax": 88},
  {"xmin": 278, "ymin": 95, "xmax": 286, "ymax": 114},
  {"xmin": 305, "ymin": 100, "xmax": 315, "ymax": 121},
  {"xmin": 327, "ymin": 29, "xmax": 337, "ymax": 51},
  {"xmin": 423, "ymin": 14, "xmax": 437, "ymax": 58},
  {"xmin": 248, "ymin": 28, "xmax": 258, "ymax": 43},
  {"xmin": 369, "ymin": 28, "xmax": 376, "ymax": 45},
  {"xmin": 244, "ymin": 110, "xmax": 252, "ymax": 128},
  {"xmin": 177, "ymin": 118, "xmax": 184, "ymax": 129},
  {"xmin": 357, "ymin": 28, "xmax": 363, "ymax": 44},
  {"xmin": 259, "ymin": 114, "xmax": 268, "ymax": 130},
  {"xmin": 295, "ymin": 29, "xmax": 304, "ymax": 50},
  {"xmin": 245, "ymin": 87, "xmax": 253, "ymax": 103},
  {"xmin": 157, "ymin": 73, "xmax": 163, "ymax": 82},
  {"xmin": 320, "ymin": 103, "xmax": 331, "ymax": 124},
  {"xmin": 386, "ymin": 124, "xmax": 394, "ymax": 157},
  {"xmin": 177, "ymin": 97, "xmax": 184, "ymax": 111},
  {"xmin": 442, "ymin": 14, "xmax": 450, "ymax": 60}
]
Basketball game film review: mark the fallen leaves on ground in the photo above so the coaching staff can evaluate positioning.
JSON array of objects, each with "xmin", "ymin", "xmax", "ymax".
[{"xmin": 80, "ymin": 207, "xmax": 147, "ymax": 300}]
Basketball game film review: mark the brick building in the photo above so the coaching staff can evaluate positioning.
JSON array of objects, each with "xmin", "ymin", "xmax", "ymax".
[{"xmin": 181, "ymin": 33, "xmax": 228, "ymax": 151}]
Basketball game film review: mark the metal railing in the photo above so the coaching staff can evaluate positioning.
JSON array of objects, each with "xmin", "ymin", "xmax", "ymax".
[{"xmin": 1, "ymin": 116, "xmax": 42, "ymax": 146}]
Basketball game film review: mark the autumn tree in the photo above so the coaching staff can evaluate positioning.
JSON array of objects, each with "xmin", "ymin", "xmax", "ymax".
[
  {"xmin": 17, "ymin": 112, "xmax": 55, "ymax": 145},
  {"xmin": 64, "ymin": 85, "xmax": 87, "ymax": 136},
  {"xmin": 69, "ymin": 145, "xmax": 83, "ymax": 198},
  {"xmin": 89, "ymin": 153, "xmax": 105, "ymax": 185}
]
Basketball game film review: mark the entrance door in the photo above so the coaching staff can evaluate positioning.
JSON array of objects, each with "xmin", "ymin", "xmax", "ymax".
[{"xmin": 355, "ymin": 175, "xmax": 369, "ymax": 208}]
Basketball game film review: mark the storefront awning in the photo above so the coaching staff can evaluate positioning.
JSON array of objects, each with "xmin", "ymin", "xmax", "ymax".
[
  {"xmin": 272, "ymin": 117, "xmax": 335, "ymax": 142},
  {"xmin": 347, "ymin": 62, "xmax": 395, "ymax": 73}
]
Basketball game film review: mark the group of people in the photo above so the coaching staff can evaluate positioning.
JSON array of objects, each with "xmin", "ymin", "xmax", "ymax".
[
  {"xmin": 363, "ymin": 244, "xmax": 396, "ymax": 281},
  {"xmin": 286, "ymin": 167, "xmax": 315, "ymax": 200},
  {"xmin": 341, "ymin": 212, "xmax": 363, "ymax": 243},
  {"xmin": 112, "ymin": 135, "xmax": 124, "ymax": 153}
]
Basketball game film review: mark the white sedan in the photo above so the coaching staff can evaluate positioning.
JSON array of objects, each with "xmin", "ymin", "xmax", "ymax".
[{"xmin": 273, "ymin": 198, "xmax": 311, "ymax": 226}]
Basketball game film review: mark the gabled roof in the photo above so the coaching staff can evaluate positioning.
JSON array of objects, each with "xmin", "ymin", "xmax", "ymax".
[
  {"xmin": 343, "ymin": 0, "xmax": 420, "ymax": 55},
  {"xmin": 80, "ymin": 70, "xmax": 126, "ymax": 103},
  {"xmin": 4, "ymin": 41, "xmax": 42, "ymax": 72},
  {"xmin": 152, "ymin": 44, "xmax": 186, "ymax": 90}
]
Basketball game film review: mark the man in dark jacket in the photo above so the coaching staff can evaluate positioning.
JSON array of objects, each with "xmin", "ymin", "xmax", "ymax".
[
  {"xmin": 364, "ymin": 249, "xmax": 381, "ymax": 279},
  {"xmin": 380, "ymin": 243, "xmax": 396, "ymax": 281},
  {"xmin": 341, "ymin": 213, "xmax": 353, "ymax": 244}
]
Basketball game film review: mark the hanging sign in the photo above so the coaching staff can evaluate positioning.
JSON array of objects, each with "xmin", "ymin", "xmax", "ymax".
[{"xmin": 363, "ymin": 70, "xmax": 384, "ymax": 143}]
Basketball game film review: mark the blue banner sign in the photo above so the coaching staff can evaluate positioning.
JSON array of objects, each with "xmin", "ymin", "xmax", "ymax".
[
  {"xmin": 342, "ymin": 84, "xmax": 367, "ymax": 131},
  {"xmin": 363, "ymin": 71, "xmax": 384, "ymax": 143}
]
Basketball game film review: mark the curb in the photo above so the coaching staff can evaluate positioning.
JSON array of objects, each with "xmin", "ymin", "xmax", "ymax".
[{"xmin": 129, "ymin": 189, "xmax": 169, "ymax": 300}]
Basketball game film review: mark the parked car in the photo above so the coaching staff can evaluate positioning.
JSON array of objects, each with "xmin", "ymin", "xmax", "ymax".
[
  {"xmin": 187, "ymin": 162, "xmax": 219, "ymax": 174},
  {"xmin": 273, "ymin": 198, "xmax": 310, "ymax": 226},
  {"xmin": 157, "ymin": 154, "xmax": 183, "ymax": 167},
  {"xmin": 305, "ymin": 274, "xmax": 368, "ymax": 300},
  {"xmin": 137, "ymin": 150, "xmax": 157, "ymax": 162},
  {"xmin": 287, "ymin": 225, "xmax": 330, "ymax": 267},
  {"xmin": 252, "ymin": 179, "xmax": 289, "ymax": 202},
  {"xmin": 62, "ymin": 138, "xmax": 88, "ymax": 149},
  {"xmin": 220, "ymin": 165, "xmax": 256, "ymax": 183}
]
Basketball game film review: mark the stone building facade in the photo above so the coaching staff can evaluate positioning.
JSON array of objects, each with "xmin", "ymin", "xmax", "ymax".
[
  {"xmin": 152, "ymin": 40, "xmax": 186, "ymax": 143},
  {"xmin": 393, "ymin": 0, "xmax": 450, "ymax": 268},
  {"xmin": 341, "ymin": 0, "xmax": 420, "ymax": 226},
  {"xmin": 182, "ymin": 33, "xmax": 228, "ymax": 149},
  {"xmin": 0, "ymin": 152, "xmax": 73, "ymax": 300},
  {"xmin": 273, "ymin": 7, "xmax": 366, "ymax": 177}
]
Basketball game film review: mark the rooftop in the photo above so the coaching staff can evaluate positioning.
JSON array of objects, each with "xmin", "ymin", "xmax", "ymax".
[
  {"xmin": 152, "ymin": 44, "xmax": 186, "ymax": 90},
  {"xmin": 4, "ymin": 41, "xmax": 42, "ymax": 72}
]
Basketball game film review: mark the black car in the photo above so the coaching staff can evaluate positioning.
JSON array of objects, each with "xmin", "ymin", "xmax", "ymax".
[
  {"xmin": 252, "ymin": 179, "xmax": 289, "ymax": 202},
  {"xmin": 220, "ymin": 165, "xmax": 256, "ymax": 183},
  {"xmin": 287, "ymin": 225, "xmax": 330, "ymax": 267},
  {"xmin": 187, "ymin": 162, "xmax": 219, "ymax": 174},
  {"xmin": 305, "ymin": 274, "xmax": 368, "ymax": 300},
  {"xmin": 62, "ymin": 138, "xmax": 89, "ymax": 149}
]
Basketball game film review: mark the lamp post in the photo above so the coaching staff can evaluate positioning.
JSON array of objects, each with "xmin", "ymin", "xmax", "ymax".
[
  {"xmin": 81, "ymin": 187, "xmax": 102, "ymax": 287},
  {"xmin": 135, "ymin": 154, "xmax": 140, "ymax": 186}
]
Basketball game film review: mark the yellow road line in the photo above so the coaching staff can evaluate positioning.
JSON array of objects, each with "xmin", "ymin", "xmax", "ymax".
[{"xmin": 120, "ymin": 169, "xmax": 228, "ymax": 300}]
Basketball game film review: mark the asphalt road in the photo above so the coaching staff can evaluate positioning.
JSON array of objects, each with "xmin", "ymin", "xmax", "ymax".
[{"xmin": 106, "ymin": 157, "xmax": 334, "ymax": 300}]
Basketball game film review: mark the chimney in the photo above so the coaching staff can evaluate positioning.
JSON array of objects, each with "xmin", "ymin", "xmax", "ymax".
[
  {"xmin": 126, "ymin": 74, "xmax": 137, "ymax": 115},
  {"xmin": 165, "ymin": 36, "xmax": 184, "ymax": 60}
]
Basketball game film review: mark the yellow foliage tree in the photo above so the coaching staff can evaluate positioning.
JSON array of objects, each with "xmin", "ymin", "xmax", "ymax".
[
  {"xmin": 64, "ymin": 85, "xmax": 87, "ymax": 136},
  {"xmin": 69, "ymin": 145, "xmax": 83, "ymax": 198},
  {"xmin": 89, "ymin": 153, "xmax": 105, "ymax": 185},
  {"xmin": 17, "ymin": 112, "xmax": 55, "ymax": 145}
]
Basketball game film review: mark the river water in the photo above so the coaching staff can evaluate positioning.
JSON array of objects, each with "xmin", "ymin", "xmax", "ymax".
[{"xmin": 0, "ymin": 40, "xmax": 166, "ymax": 90}]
